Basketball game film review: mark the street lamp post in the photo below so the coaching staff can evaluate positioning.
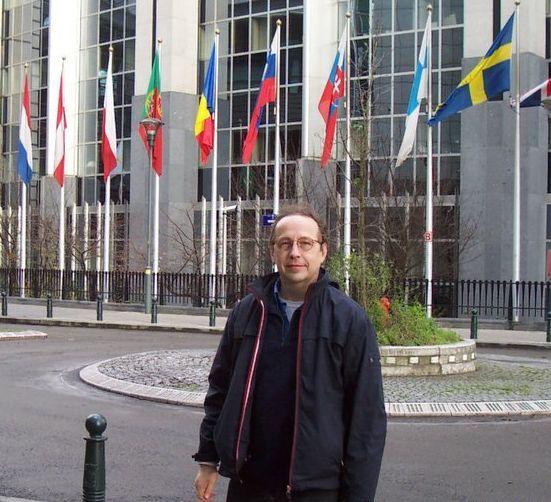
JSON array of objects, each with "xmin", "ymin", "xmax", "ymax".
[{"xmin": 139, "ymin": 116, "xmax": 163, "ymax": 314}]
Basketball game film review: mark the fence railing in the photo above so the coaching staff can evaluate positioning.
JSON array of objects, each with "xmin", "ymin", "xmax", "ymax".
[{"xmin": 1, "ymin": 268, "xmax": 551, "ymax": 319}]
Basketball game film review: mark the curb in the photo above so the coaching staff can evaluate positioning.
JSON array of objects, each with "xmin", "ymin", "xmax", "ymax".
[
  {"xmin": 0, "ymin": 330, "xmax": 48, "ymax": 341},
  {"xmin": 79, "ymin": 359, "xmax": 551, "ymax": 418},
  {"xmin": 0, "ymin": 316, "xmax": 224, "ymax": 335}
]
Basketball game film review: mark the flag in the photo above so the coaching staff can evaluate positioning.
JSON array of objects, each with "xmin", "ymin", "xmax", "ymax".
[
  {"xmin": 520, "ymin": 77, "xmax": 551, "ymax": 108},
  {"xmin": 428, "ymin": 12, "xmax": 515, "ymax": 126},
  {"xmin": 396, "ymin": 14, "xmax": 430, "ymax": 167},
  {"xmin": 139, "ymin": 49, "xmax": 163, "ymax": 175},
  {"xmin": 195, "ymin": 42, "xmax": 216, "ymax": 164},
  {"xmin": 102, "ymin": 49, "xmax": 117, "ymax": 182},
  {"xmin": 242, "ymin": 27, "xmax": 279, "ymax": 164},
  {"xmin": 53, "ymin": 67, "xmax": 66, "ymax": 187},
  {"xmin": 318, "ymin": 29, "xmax": 346, "ymax": 168},
  {"xmin": 17, "ymin": 72, "xmax": 33, "ymax": 185}
]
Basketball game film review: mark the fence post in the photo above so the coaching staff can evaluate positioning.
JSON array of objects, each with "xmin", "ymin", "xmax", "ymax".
[
  {"xmin": 470, "ymin": 309, "xmax": 478, "ymax": 340},
  {"xmin": 1, "ymin": 291, "xmax": 7, "ymax": 316},
  {"xmin": 82, "ymin": 413, "xmax": 107, "ymax": 502},
  {"xmin": 209, "ymin": 301, "xmax": 216, "ymax": 327},
  {"xmin": 151, "ymin": 296, "xmax": 158, "ymax": 324},
  {"xmin": 547, "ymin": 312, "xmax": 551, "ymax": 343},
  {"xmin": 96, "ymin": 294, "xmax": 103, "ymax": 322},
  {"xmin": 46, "ymin": 294, "xmax": 53, "ymax": 318}
]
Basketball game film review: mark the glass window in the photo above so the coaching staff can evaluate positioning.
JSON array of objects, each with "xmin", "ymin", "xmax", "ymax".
[
  {"xmin": 354, "ymin": 0, "xmax": 371, "ymax": 36},
  {"xmin": 393, "ymin": 74, "xmax": 412, "ymax": 115},
  {"xmin": 234, "ymin": 18, "xmax": 249, "ymax": 53},
  {"xmin": 394, "ymin": 32, "xmax": 414, "ymax": 74},
  {"xmin": 287, "ymin": 86, "xmax": 302, "ymax": 122},
  {"xmin": 372, "ymin": 0, "xmax": 391, "ymax": 33},
  {"xmin": 441, "ymin": 28, "xmax": 462, "ymax": 69},
  {"xmin": 250, "ymin": 52, "xmax": 265, "ymax": 85},
  {"xmin": 112, "ymin": 8, "xmax": 124, "ymax": 40},
  {"xmin": 371, "ymin": 76, "xmax": 391, "ymax": 115},
  {"xmin": 232, "ymin": 92, "xmax": 248, "ymax": 127},
  {"xmin": 234, "ymin": 0, "xmax": 249, "ymax": 16},
  {"xmin": 125, "ymin": 5, "xmax": 135, "ymax": 38},
  {"xmin": 395, "ymin": 0, "xmax": 414, "ymax": 32},
  {"xmin": 418, "ymin": 1, "xmax": 439, "ymax": 29},
  {"xmin": 99, "ymin": 11, "xmax": 110, "ymax": 43},
  {"xmin": 251, "ymin": 15, "xmax": 267, "ymax": 50},
  {"xmin": 252, "ymin": 0, "xmax": 268, "ymax": 14},
  {"xmin": 373, "ymin": 35, "xmax": 391, "ymax": 74},
  {"xmin": 372, "ymin": 117, "xmax": 391, "ymax": 157},
  {"xmin": 442, "ymin": 0, "xmax": 463, "ymax": 26},
  {"xmin": 287, "ymin": 47, "xmax": 302, "ymax": 84},
  {"xmin": 233, "ymin": 54, "xmax": 249, "ymax": 90},
  {"xmin": 288, "ymin": 11, "xmax": 302, "ymax": 45},
  {"xmin": 546, "ymin": 205, "xmax": 551, "ymax": 240},
  {"xmin": 440, "ymin": 115, "xmax": 460, "ymax": 154},
  {"xmin": 439, "ymin": 156, "xmax": 460, "ymax": 195}
]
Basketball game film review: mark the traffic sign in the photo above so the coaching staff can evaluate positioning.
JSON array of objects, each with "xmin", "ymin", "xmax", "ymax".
[{"xmin": 262, "ymin": 213, "xmax": 276, "ymax": 227}]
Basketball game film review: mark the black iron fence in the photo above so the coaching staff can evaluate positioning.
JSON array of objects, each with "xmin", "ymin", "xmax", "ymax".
[{"xmin": 1, "ymin": 267, "xmax": 551, "ymax": 319}]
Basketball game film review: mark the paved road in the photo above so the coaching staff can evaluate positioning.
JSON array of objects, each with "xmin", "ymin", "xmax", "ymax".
[{"xmin": 1, "ymin": 325, "xmax": 551, "ymax": 501}]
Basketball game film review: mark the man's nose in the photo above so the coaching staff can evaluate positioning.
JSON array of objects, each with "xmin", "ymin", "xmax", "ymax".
[{"xmin": 289, "ymin": 241, "xmax": 301, "ymax": 255}]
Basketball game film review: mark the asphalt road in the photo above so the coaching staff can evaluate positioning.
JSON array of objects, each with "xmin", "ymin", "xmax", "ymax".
[{"xmin": 1, "ymin": 325, "xmax": 551, "ymax": 501}]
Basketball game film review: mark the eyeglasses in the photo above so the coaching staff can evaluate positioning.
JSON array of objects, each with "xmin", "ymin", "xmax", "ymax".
[{"xmin": 273, "ymin": 237, "xmax": 323, "ymax": 252}]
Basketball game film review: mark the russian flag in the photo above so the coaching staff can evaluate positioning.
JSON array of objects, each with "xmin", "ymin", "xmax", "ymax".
[
  {"xmin": 17, "ymin": 73, "xmax": 33, "ymax": 185},
  {"xmin": 195, "ymin": 42, "xmax": 217, "ymax": 164},
  {"xmin": 242, "ymin": 27, "xmax": 279, "ymax": 164},
  {"xmin": 318, "ymin": 30, "xmax": 346, "ymax": 168},
  {"xmin": 520, "ymin": 77, "xmax": 551, "ymax": 108},
  {"xmin": 102, "ymin": 49, "xmax": 118, "ymax": 181}
]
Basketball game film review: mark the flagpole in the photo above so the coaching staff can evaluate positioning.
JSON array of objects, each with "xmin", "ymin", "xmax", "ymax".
[
  {"xmin": 344, "ymin": 11, "xmax": 351, "ymax": 294},
  {"xmin": 152, "ymin": 39, "xmax": 162, "ymax": 301},
  {"xmin": 273, "ymin": 20, "xmax": 281, "ymax": 216},
  {"xmin": 512, "ymin": 0, "xmax": 521, "ymax": 322},
  {"xmin": 20, "ymin": 183, "xmax": 26, "ymax": 297},
  {"xmin": 209, "ymin": 29, "xmax": 220, "ymax": 306},
  {"xmin": 425, "ymin": 5, "xmax": 433, "ymax": 318}
]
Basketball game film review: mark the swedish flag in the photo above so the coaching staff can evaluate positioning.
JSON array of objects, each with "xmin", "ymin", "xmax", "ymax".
[{"xmin": 428, "ymin": 12, "xmax": 515, "ymax": 126}]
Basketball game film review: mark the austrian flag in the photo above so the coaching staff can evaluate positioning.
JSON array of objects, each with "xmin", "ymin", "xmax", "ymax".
[
  {"xmin": 53, "ymin": 67, "xmax": 66, "ymax": 187},
  {"xmin": 318, "ymin": 30, "xmax": 346, "ymax": 168}
]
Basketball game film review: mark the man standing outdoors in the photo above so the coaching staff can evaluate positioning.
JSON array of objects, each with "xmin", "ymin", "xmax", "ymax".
[{"xmin": 193, "ymin": 205, "xmax": 386, "ymax": 501}]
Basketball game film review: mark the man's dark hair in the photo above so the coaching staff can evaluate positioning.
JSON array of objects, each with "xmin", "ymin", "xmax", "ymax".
[{"xmin": 269, "ymin": 204, "xmax": 328, "ymax": 246}]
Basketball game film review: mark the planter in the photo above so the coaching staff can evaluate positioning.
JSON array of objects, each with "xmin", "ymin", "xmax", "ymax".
[{"xmin": 381, "ymin": 340, "xmax": 476, "ymax": 376}]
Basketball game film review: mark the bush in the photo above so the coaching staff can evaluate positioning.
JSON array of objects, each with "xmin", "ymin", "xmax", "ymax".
[{"xmin": 328, "ymin": 251, "xmax": 461, "ymax": 346}]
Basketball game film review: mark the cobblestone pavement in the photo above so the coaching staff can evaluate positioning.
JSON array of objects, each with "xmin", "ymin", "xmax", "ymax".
[{"xmin": 97, "ymin": 349, "xmax": 551, "ymax": 403}]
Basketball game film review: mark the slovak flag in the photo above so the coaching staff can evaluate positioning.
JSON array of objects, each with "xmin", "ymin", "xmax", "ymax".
[
  {"xmin": 102, "ymin": 49, "xmax": 118, "ymax": 181},
  {"xmin": 53, "ymin": 67, "xmax": 66, "ymax": 187},
  {"xmin": 318, "ymin": 30, "xmax": 346, "ymax": 168},
  {"xmin": 242, "ymin": 26, "xmax": 279, "ymax": 164},
  {"xmin": 520, "ymin": 77, "xmax": 551, "ymax": 108},
  {"xmin": 17, "ymin": 72, "xmax": 33, "ymax": 185}
]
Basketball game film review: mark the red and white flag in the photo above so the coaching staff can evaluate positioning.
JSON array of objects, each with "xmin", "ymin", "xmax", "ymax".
[
  {"xmin": 102, "ymin": 50, "xmax": 117, "ymax": 181},
  {"xmin": 53, "ymin": 67, "xmax": 66, "ymax": 187}
]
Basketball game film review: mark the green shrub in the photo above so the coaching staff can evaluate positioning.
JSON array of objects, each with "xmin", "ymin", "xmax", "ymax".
[{"xmin": 328, "ymin": 251, "xmax": 461, "ymax": 346}]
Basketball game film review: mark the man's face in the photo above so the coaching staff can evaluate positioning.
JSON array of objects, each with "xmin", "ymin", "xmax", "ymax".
[{"xmin": 270, "ymin": 215, "xmax": 328, "ymax": 296}]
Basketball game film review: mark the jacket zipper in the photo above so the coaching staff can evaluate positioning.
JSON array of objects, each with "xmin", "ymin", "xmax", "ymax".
[
  {"xmin": 287, "ymin": 287, "xmax": 311, "ymax": 495},
  {"xmin": 234, "ymin": 292, "xmax": 266, "ymax": 477}
]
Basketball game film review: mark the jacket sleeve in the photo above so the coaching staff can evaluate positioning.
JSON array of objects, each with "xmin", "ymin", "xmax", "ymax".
[
  {"xmin": 340, "ymin": 309, "xmax": 387, "ymax": 502},
  {"xmin": 192, "ymin": 305, "xmax": 239, "ymax": 463}
]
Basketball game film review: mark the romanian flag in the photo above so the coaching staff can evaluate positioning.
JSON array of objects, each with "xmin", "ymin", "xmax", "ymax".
[
  {"xmin": 195, "ymin": 43, "xmax": 216, "ymax": 164},
  {"xmin": 318, "ymin": 29, "xmax": 346, "ymax": 168},
  {"xmin": 139, "ymin": 49, "xmax": 163, "ymax": 175},
  {"xmin": 428, "ymin": 12, "xmax": 515, "ymax": 126},
  {"xmin": 17, "ymin": 72, "xmax": 33, "ymax": 185},
  {"xmin": 242, "ymin": 26, "xmax": 279, "ymax": 164}
]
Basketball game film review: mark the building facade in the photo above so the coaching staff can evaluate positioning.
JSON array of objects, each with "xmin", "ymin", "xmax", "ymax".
[{"xmin": 0, "ymin": 0, "xmax": 549, "ymax": 281}]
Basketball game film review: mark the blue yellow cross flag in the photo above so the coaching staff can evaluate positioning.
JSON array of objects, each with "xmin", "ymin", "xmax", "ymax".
[{"xmin": 428, "ymin": 12, "xmax": 515, "ymax": 126}]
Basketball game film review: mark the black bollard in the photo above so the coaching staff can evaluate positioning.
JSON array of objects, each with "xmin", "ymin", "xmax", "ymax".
[
  {"xmin": 209, "ymin": 301, "xmax": 216, "ymax": 327},
  {"xmin": 96, "ymin": 294, "xmax": 103, "ymax": 322},
  {"xmin": 470, "ymin": 309, "xmax": 478, "ymax": 340},
  {"xmin": 82, "ymin": 413, "xmax": 107, "ymax": 502},
  {"xmin": 1, "ymin": 291, "xmax": 6, "ymax": 316},
  {"xmin": 547, "ymin": 312, "xmax": 551, "ymax": 344},
  {"xmin": 151, "ymin": 296, "xmax": 158, "ymax": 324},
  {"xmin": 46, "ymin": 294, "xmax": 53, "ymax": 318}
]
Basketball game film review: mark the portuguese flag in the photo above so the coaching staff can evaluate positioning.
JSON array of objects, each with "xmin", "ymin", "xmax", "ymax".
[{"xmin": 139, "ymin": 49, "xmax": 163, "ymax": 176}]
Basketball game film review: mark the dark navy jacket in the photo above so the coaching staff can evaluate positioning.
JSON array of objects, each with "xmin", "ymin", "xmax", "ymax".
[{"xmin": 193, "ymin": 270, "xmax": 387, "ymax": 501}]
